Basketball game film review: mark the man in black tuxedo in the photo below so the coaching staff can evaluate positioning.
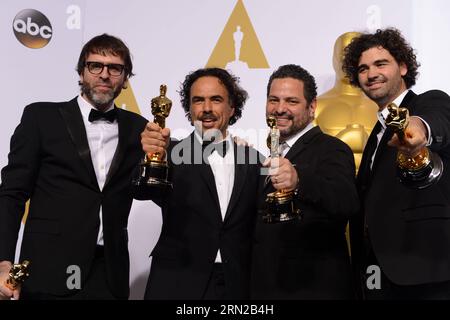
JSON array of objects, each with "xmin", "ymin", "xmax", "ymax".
[
  {"xmin": 0, "ymin": 34, "xmax": 147, "ymax": 300},
  {"xmin": 343, "ymin": 28, "xmax": 450, "ymax": 299},
  {"xmin": 251, "ymin": 64, "xmax": 359, "ymax": 299},
  {"xmin": 138, "ymin": 68, "xmax": 260, "ymax": 299}
]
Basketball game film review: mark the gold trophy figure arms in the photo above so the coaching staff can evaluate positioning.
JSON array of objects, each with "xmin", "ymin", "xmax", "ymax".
[
  {"xmin": 5, "ymin": 260, "xmax": 30, "ymax": 290},
  {"xmin": 133, "ymin": 85, "xmax": 173, "ymax": 196},
  {"xmin": 385, "ymin": 103, "xmax": 443, "ymax": 189},
  {"xmin": 262, "ymin": 116, "xmax": 302, "ymax": 223},
  {"xmin": 149, "ymin": 84, "xmax": 172, "ymax": 163}
]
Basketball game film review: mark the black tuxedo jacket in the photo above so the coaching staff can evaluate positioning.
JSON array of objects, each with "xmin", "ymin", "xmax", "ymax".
[
  {"xmin": 141, "ymin": 132, "xmax": 260, "ymax": 299},
  {"xmin": 251, "ymin": 126, "xmax": 359, "ymax": 299},
  {"xmin": 352, "ymin": 90, "xmax": 450, "ymax": 288},
  {"xmin": 0, "ymin": 97, "xmax": 147, "ymax": 298}
]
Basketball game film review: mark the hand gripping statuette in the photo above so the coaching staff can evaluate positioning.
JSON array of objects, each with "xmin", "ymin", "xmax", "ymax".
[
  {"xmin": 5, "ymin": 260, "xmax": 30, "ymax": 290},
  {"xmin": 133, "ymin": 85, "xmax": 173, "ymax": 197},
  {"xmin": 262, "ymin": 116, "xmax": 302, "ymax": 223},
  {"xmin": 385, "ymin": 103, "xmax": 443, "ymax": 189}
]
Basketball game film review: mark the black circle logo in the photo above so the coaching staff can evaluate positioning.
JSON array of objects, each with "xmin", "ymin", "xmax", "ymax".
[{"xmin": 13, "ymin": 9, "xmax": 53, "ymax": 49}]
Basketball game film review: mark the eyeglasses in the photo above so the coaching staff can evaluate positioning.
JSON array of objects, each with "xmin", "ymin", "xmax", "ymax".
[{"xmin": 85, "ymin": 61, "xmax": 125, "ymax": 77}]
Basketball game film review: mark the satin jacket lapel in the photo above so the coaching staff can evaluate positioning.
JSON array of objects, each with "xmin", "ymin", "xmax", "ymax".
[
  {"xmin": 190, "ymin": 133, "xmax": 222, "ymax": 217},
  {"xmin": 357, "ymin": 121, "xmax": 382, "ymax": 188},
  {"xmin": 105, "ymin": 108, "xmax": 130, "ymax": 186},
  {"xmin": 285, "ymin": 126, "xmax": 321, "ymax": 160},
  {"xmin": 224, "ymin": 143, "xmax": 247, "ymax": 222},
  {"xmin": 400, "ymin": 90, "xmax": 417, "ymax": 109},
  {"xmin": 370, "ymin": 128, "xmax": 393, "ymax": 176},
  {"xmin": 59, "ymin": 98, "xmax": 98, "ymax": 189}
]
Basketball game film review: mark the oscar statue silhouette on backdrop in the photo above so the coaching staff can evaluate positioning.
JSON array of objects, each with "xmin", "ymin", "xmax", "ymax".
[
  {"xmin": 226, "ymin": 25, "xmax": 249, "ymax": 71},
  {"xmin": 315, "ymin": 32, "xmax": 378, "ymax": 172}
]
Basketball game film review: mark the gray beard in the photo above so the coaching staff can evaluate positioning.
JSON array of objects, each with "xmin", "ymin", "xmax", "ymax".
[
  {"xmin": 279, "ymin": 118, "xmax": 312, "ymax": 142},
  {"xmin": 81, "ymin": 84, "xmax": 116, "ymax": 109},
  {"xmin": 280, "ymin": 126, "xmax": 301, "ymax": 141}
]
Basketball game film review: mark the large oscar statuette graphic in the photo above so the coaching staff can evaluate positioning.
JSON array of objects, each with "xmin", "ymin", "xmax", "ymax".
[
  {"xmin": 133, "ymin": 85, "xmax": 173, "ymax": 196},
  {"xmin": 5, "ymin": 260, "xmax": 30, "ymax": 291},
  {"xmin": 385, "ymin": 103, "xmax": 443, "ymax": 189},
  {"xmin": 262, "ymin": 116, "xmax": 302, "ymax": 223}
]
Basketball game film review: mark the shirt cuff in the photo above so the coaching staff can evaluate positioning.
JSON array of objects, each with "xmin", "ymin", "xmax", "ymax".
[{"xmin": 412, "ymin": 116, "xmax": 433, "ymax": 146}]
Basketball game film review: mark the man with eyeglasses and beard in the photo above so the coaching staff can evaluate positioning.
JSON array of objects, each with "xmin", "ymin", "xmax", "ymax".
[{"xmin": 0, "ymin": 34, "xmax": 147, "ymax": 300}]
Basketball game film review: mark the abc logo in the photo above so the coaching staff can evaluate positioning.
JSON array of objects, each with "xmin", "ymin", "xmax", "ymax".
[{"xmin": 13, "ymin": 9, "xmax": 52, "ymax": 49}]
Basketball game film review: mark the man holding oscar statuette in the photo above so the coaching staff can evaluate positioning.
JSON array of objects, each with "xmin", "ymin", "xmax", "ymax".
[
  {"xmin": 137, "ymin": 68, "xmax": 260, "ymax": 300},
  {"xmin": 343, "ymin": 28, "xmax": 450, "ymax": 299},
  {"xmin": 0, "ymin": 34, "xmax": 147, "ymax": 300},
  {"xmin": 251, "ymin": 64, "xmax": 359, "ymax": 299}
]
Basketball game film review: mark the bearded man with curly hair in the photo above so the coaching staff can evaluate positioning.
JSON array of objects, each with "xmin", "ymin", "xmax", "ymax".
[{"xmin": 343, "ymin": 28, "xmax": 450, "ymax": 299}]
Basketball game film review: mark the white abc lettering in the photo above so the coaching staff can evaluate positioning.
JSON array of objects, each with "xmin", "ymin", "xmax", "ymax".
[
  {"xmin": 13, "ymin": 17, "xmax": 52, "ymax": 38},
  {"xmin": 66, "ymin": 265, "xmax": 81, "ymax": 290},
  {"xmin": 66, "ymin": 5, "xmax": 81, "ymax": 30},
  {"xmin": 40, "ymin": 25, "xmax": 52, "ymax": 39},
  {"xmin": 366, "ymin": 264, "xmax": 381, "ymax": 290},
  {"xmin": 366, "ymin": 5, "xmax": 381, "ymax": 31},
  {"xmin": 26, "ymin": 17, "xmax": 39, "ymax": 36},
  {"xmin": 13, "ymin": 19, "xmax": 26, "ymax": 34}
]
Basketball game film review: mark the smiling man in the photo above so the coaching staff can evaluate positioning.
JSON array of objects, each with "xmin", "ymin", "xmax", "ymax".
[
  {"xmin": 138, "ymin": 68, "xmax": 260, "ymax": 300},
  {"xmin": 0, "ymin": 34, "xmax": 147, "ymax": 300},
  {"xmin": 343, "ymin": 28, "xmax": 450, "ymax": 299},
  {"xmin": 251, "ymin": 64, "xmax": 359, "ymax": 299}
]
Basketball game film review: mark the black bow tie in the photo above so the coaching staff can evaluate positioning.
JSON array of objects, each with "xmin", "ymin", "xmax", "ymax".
[
  {"xmin": 202, "ymin": 140, "xmax": 230, "ymax": 158},
  {"xmin": 88, "ymin": 108, "xmax": 117, "ymax": 123}
]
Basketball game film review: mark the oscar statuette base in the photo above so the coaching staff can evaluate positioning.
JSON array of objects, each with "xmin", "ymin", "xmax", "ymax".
[
  {"xmin": 397, "ymin": 150, "xmax": 443, "ymax": 189},
  {"xmin": 132, "ymin": 159, "xmax": 172, "ymax": 200},
  {"xmin": 262, "ymin": 190, "xmax": 302, "ymax": 223}
]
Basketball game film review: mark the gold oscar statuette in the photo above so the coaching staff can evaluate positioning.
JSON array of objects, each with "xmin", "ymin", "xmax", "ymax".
[
  {"xmin": 133, "ymin": 85, "xmax": 173, "ymax": 196},
  {"xmin": 262, "ymin": 116, "xmax": 302, "ymax": 223},
  {"xmin": 5, "ymin": 260, "xmax": 30, "ymax": 290},
  {"xmin": 315, "ymin": 32, "xmax": 378, "ymax": 173},
  {"xmin": 385, "ymin": 103, "xmax": 443, "ymax": 189}
]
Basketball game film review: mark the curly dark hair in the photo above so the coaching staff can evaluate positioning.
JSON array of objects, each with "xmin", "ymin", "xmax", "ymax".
[
  {"xmin": 179, "ymin": 68, "xmax": 248, "ymax": 125},
  {"xmin": 266, "ymin": 64, "xmax": 317, "ymax": 104},
  {"xmin": 342, "ymin": 28, "xmax": 419, "ymax": 89},
  {"xmin": 76, "ymin": 33, "xmax": 134, "ymax": 79}
]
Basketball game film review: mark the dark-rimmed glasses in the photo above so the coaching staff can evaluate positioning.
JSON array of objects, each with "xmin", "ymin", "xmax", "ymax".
[{"xmin": 85, "ymin": 61, "xmax": 125, "ymax": 77}]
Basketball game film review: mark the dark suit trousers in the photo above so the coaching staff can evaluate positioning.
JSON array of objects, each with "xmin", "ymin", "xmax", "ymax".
[
  {"xmin": 21, "ymin": 246, "xmax": 120, "ymax": 300},
  {"xmin": 202, "ymin": 263, "xmax": 226, "ymax": 300}
]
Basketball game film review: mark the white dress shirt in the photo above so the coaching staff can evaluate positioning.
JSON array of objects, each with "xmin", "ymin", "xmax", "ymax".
[
  {"xmin": 280, "ymin": 122, "xmax": 315, "ymax": 156},
  {"xmin": 77, "ymin": 95, "xmax": 119, "ymax": 246},
  {"xmin": 194, "ymin": 131, "xmax": 235, "ymax": 263}
]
